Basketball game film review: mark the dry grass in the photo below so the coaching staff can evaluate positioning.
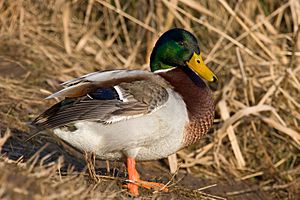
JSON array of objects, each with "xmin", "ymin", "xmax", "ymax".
[{"xmin": 0, "ymin": 0, "xmax": 299, "ymax": 199}]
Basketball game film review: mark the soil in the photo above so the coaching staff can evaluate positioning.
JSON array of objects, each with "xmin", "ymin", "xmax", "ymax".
[{"xmin": 0, "ymin": 128, "xmax": 269, "ymax": 200}]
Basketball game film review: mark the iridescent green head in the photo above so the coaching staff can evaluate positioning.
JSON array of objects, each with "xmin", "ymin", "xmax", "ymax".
[{"xmin": 150, "ymin": 28, "xmax": 217, "ymax": 82}]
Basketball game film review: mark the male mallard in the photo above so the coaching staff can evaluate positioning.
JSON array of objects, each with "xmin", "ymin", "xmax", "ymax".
[{"xmin": 32, "ymin": 28, "xmax": 217, "ymax": 196}]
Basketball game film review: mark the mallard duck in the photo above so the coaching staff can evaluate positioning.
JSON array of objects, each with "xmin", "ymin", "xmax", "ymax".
[{"xmin": 32, "ymin": 28, "xmax": 217, "ymax": 196}]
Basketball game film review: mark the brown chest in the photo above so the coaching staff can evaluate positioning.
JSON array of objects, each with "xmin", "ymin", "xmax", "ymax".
[{"xmin": 158, "ymin": 68, "xmax": 215, "ymax": 147}]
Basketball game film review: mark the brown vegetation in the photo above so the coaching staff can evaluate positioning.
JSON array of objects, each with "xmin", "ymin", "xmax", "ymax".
[{"xmin": 0, "ymin": 0, "xmax": 299, "ymax": 199}]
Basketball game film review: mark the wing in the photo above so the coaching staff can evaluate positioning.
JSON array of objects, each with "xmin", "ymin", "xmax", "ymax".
[{"xmin": 32, "ymin": 70, "xmax": 170, "ymax": 130}]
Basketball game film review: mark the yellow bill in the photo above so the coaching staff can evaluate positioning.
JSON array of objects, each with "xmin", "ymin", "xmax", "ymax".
[{"xmin": 186, "ymin": 52, "xmax": 218, "ymax": 82}]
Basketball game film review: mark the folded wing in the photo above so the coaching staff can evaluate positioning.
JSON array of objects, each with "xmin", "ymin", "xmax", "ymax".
[{"xmin": 32, "ymin": 70, "xmax": 170, "ymax": 129}]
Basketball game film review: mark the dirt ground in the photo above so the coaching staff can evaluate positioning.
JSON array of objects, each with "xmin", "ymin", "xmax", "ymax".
[{"xmin": 1, "ymin": 128, "xmax": 268, "ymax": 200}]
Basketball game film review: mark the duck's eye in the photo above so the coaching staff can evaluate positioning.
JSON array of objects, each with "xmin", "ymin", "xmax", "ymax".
[
  {"xmin": 178, "ymin": 41, "xmax": 184, "ymax": 46},
  {"xmin": 196, "ymin": 59, "xmax": 200, "ymax": 64}
]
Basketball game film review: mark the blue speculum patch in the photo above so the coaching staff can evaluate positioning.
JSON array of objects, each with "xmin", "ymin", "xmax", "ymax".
[{"xmin": 88, "ymin": 88, "xmax": 120, "ymax": 100}]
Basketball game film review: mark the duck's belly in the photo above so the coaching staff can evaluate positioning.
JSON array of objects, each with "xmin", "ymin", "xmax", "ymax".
[{"xmin": 53, "ymin": 91, "xmax": 188, "ymax": 161}]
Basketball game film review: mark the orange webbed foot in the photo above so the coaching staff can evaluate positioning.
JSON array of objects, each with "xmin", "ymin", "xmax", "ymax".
[
  {"xmin": 125, "ymin": 157, "xmax": 168, "ymax": 196},
  {"xmin": 136, "ymin": 180, "xmax": 168, "ymax": 192}
]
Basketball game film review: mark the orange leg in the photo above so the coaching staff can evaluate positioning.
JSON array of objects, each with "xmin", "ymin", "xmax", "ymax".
[
  {"xmin": 126, "ymin": 157, "xmax": 140, "ymax": 196},
  {"xmin": 125, "ymin": 157, "xmax": 168, "ymax": 196}
]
